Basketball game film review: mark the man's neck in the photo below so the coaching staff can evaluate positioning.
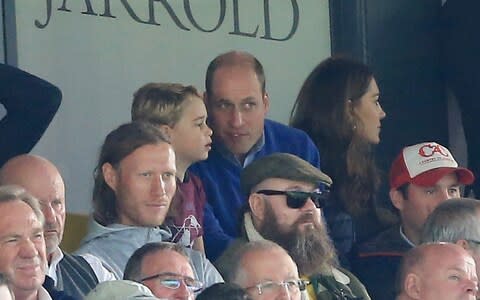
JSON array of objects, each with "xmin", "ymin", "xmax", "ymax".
[{"xmin": 13, "ymin": 288, "xmax": 38, "ymax": 300}]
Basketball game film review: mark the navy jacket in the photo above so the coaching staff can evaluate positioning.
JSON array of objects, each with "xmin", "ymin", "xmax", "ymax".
[{"xmin": 351, "ymin": 226, "xmax": 412, "ymax": 300}]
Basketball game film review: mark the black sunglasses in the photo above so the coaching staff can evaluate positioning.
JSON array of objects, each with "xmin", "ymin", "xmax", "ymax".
[{"xmin": 256, "ymin": 189, "xmax": 330, "ymax": 209}]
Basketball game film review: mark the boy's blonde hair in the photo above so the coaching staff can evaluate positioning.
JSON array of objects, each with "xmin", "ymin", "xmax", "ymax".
[{"xmin": 131, "ymin": 82, "xmax": 202, "ymax": 126}]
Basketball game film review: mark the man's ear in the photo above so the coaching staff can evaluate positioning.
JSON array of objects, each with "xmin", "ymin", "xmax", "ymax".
[
  {"xmin": 263, "ymin": 92, "xmax": 270, "ymax": 113},
  {"xmin": 102, "ymin": 163, "xmax": 118, "ymax": 192},
  {"xmin": 456, "ymin": 239, "xmax": 471, "ymax": 251},
  {"xmin": 404, "ymin": 273, "xmax": 422, "ymax": 299},
  {"xmin": 249, "ymin": 193, "xmax": 265, "ymax": 222},
  {"xmin": 390, "ymin": 188, "xmax": 405, "ymax": 211}
]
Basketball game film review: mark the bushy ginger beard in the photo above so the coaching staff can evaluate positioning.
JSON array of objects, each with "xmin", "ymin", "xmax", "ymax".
[{"xmin": 258, "ymin": 202, "xmax": 338, "ymax": 276}]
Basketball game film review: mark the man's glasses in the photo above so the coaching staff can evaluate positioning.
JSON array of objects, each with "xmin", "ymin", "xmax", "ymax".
[
  {"xmin": 140, "ymin": 272, "xmax": 203, "ymax": 293},
  {"xmin": 246, "ymin": 279, "xmax": 310, "ymax": 296},
  {"xmin": 256, "ymin": 189, "xmax": 330, "ymax": 209}
]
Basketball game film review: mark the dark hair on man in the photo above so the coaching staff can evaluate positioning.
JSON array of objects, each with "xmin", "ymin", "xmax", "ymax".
[
  {"xmin": 123, "ymin": 242, "xmax": 188, "ymax": 282},
  {"xmin": 196, "ymin": 282, "xmax": 252, "ymax": 300},
  {"xmin": 205, "ymin": 51, "xmax": 266, "ymax": 96},
  {"xmin": 131, "ymin": 82, "xmax": 202, "ymax": 126},
  {"xmin": 92, "ymin": 121, "xmax": 171, "ymax": 226},
  {"xmin": 290, "ymin": 56, "xmax": 380, "ymax": 216}
]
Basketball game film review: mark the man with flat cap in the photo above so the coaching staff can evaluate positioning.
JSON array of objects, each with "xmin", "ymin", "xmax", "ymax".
[{"xmin": 216, "ymin": 153, "xmax": 370, "ymax": 300}]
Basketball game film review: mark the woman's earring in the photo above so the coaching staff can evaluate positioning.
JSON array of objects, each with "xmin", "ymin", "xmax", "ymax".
[{"xmin": 353, "ymin": 124, "xmax": 357, "ymax": 130}]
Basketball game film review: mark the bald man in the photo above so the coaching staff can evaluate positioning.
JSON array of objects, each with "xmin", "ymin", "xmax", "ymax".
[
  {"xmin": 397, "ymin": 243, "xmax": 478, "ymax": 300},
  {"xmin": 0, "ymin": 154, "xmax": 114, "ymax": 299}
]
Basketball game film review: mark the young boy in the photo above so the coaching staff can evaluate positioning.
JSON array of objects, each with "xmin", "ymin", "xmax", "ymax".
[{"xmin": 131, "ymin": 82, "xmax": 212, "ymax": 252}]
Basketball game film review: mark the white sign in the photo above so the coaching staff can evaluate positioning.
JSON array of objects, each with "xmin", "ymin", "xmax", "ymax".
[{"xmin": 14, "ymin": 0, "xmax": 330, "ymax": 213}]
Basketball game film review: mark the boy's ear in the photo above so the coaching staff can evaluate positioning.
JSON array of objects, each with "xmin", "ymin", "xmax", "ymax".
[{"xmin": 158, "ymin": 124, "xmax": 172, "ymax": 139}]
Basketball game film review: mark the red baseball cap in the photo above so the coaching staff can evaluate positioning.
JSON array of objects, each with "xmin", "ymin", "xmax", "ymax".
[{"xmin": 389, "ymin": 142, "xmax": 474, "ymax": 189}]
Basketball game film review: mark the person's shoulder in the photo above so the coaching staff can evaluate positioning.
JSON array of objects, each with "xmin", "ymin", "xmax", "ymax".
[
  {"xmin": 264, "ymin": 119, "xmax": 317, "ymax": 150},
  {"xmin": 264, "ymin": 119, "xmax": 309, "ymax": 137},
  {"xmin": 214, "ymin": 237, "xmax": 247, "ymax": 278},
  {"xmin": 186, "ymin": 171, "xmax": 203, "ymax": 185},
  {"xmin": 355, "ymin": 226, "xmax": 408, "ymax": 257}
]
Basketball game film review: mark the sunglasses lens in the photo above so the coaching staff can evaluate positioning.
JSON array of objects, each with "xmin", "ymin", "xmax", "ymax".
[
  {"xmin": 286, "ymin": 191, "xmax": 329, "ymax": 208},
  {"xmin": 310, "ymin": 194, "xmax": 325, "ymax": 208},
  {"xmin": 286, "ymin": 192, "xmax": 309, "ymax": 209}
]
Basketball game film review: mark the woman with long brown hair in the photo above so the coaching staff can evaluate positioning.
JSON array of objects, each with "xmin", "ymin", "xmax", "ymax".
[{"xmin": 290, "ymin": 56, "xmax": 387, "ymax": 266}]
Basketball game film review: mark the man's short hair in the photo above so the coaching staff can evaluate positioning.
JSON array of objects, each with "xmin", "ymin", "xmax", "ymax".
[
  {"xmin": 396, "ymin": 244, "xmax": 426, "ymax": 295},
  {"xmin": 422, "ymin": 198, "xmax": 480, "ymax": 245},
  {"xmin": 0, "ymin": 185, "xmax": 44, "ymax": 225},
  {"xmin": 92, "ymin": 121, "xmax": 171, "ymax": 226},
  {"xmin": 205, "ymin": 51, "xmax": 266, "ymax": 96},
  {"xmin": 131, "ymin": 82, "xmax": 201, "ymax": 127},
  {"xmin": 123, "ymin": 242, "xmax": 188, "ymax": 282}
]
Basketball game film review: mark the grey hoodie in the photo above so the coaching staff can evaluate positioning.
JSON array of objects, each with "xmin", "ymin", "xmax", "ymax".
[{"xmin": 75, "ymin": 220, "xmax": 223, "ymax": 288}]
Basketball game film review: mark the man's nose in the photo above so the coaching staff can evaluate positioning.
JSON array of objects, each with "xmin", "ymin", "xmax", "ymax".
[
  {"xmin": 42, "ymin": 204, "xmax": 56, "ymax": 224},
  {"xmin": 302, "ymin": 197, "xmax": 317, "ymax": 210},
  {"xmin": 278, "ymin": 283, "xmax": 292, "ymax": 300},
  {"xmin": 229, "ymin": 109, "xmax": 244, "ymax": 127},
  {"xmin": 464, "ymin": 278, "xmax": 478, "ymax": 295},
  {"xmin": 175, "ymin": 281, "xmax": 193, "ymax": 299},
  {"xmin": 19, "ymin": 238, "xmax": 38, "ymax": 258},
  {"xmin": 151, "ymin": 175, "xmax": 167, "ymax": 195}
]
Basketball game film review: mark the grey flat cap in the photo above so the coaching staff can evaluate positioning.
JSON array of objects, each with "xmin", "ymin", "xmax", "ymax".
[{"xmin": 241, "ymin": 153, "xmax": 332, "ymax": 194}]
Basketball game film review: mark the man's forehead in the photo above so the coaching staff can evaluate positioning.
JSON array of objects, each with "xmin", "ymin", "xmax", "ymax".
[
  {"xmin": 243, "ymin": 248, "xmax": 298, "ymax": 279},
  {"xmin": 0, "ymin": 202, "xmax": 42, "ymax": 235},
  {"xmin": 143, "ymin": 249, "xmax": 193, "ymax": 276},
  {"xmin": 411, "ymin": 174, "xmax": 460, "ymax": 190},
  {"xmin": 211, "ymin": 65, "xmax": 262, "ymax": 90},
  {"xmin": 120, "ymin": 143, "xmax": 175, "ymax": 163}
]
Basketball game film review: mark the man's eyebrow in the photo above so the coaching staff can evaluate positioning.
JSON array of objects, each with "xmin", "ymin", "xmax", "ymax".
[
  {"xmin": 240, "ymin": 96, "xmax": 257, "ymax": 102},
  {"xmin": 32, "ymin": 227, "xmax": 43, "ymax": 234},
  {"xmin": 214, "ymin": 98, "xmax": 232, "ymax": 103},
  {"xmin": 0, "ymin": 232, "xmax": 22, "ymax": 241}
]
